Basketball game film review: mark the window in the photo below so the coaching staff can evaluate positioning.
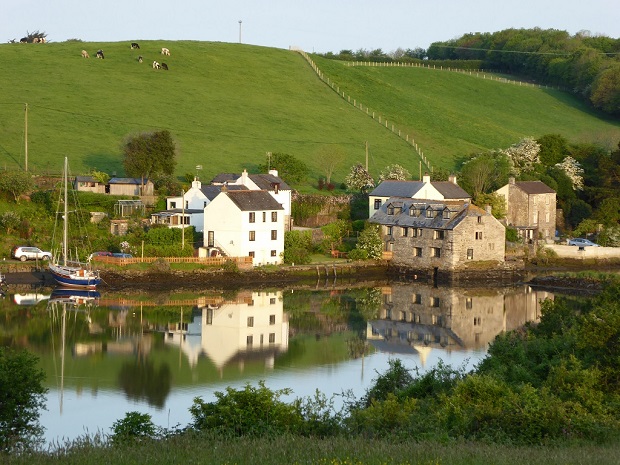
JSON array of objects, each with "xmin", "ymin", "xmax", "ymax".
[
  {"xmin": 374, "ymin": 199, "xmax": 381, "ymax": 210},
  {"xmin": 271, "ymin": 212, "xmax": 278, "ymax": 222},
  {"xmin": 387, "ymin": 226, "xmax": 393, "ymax": 235},
  {"xmin": 413, "ymin": 293, "xmax": 422, "ymax": 304},
  {"xmin": 270, "ymin": 298, "xmax": 276, "ymax": 305},
  {"xmin": 269, "ymin": 333, "xmax": 276, "ymax": 343},
  {"xmin": 249, "ymin": 231, "xmax": 256, "ymax": 241},
  {"xmin": 170, "ymin": 201, "xmax": 176, "ymax": 208},
  {"xmin": 249, "ymin": 251, "xmax": 255, "ymax": 258},
  {"xmin": 409, "ymin": 207, "xmax": 416, "ymax": 217},
  {"xmin": 387, "ymin": 206, "xmax": 394, "ymax": 215},
  {"xmin": 442, "ymin": 209, "xmax": 450, "ymax": 219},
  {"xmin": 247, "ymin": 316, "xmax": 254, "ymax": 327},
  {"xmin": 413, "ymin": 247, "xmax": 422, "ymax": 257},
  {"xmin": 475, "ymin": 231, "xmax": 483, "ymax": 240},
  {"xmin": 269, "ymin": 314, "xmax": 276, "ymax": 324},
  {"xmin": 473, "ymin": 317, "xmax": 481, "ymax": 326},
  {"xmin": 206, "ymin": 309, "xmax": 213, "ymax": 325},
  {"xmin": 207, "ymin": 231, "xmax": 214, "ymax": 247},
  {"xmin": 402, "ymin": 227, "xmax": 408, "ymax": 237},
  {"xmin": 249, "ymin": 212, "xmax": 255, "ymax": 223},
  {"xmin": 411, "ymin": 228, "xmax": 422, "ymax": 238},
  {"xmin": 426, "ymin": 208, "xmax": 434, "ymax": 218},
  {"xmin": 545, "ymin": 212, "xmax": 550, "ymax": 222},
  {"xmin": 400, "ymin": 311, "xmax": 407, "ymax": 322},
  {"xmin": 247, "ymin": 335, "xmax": 253, "ymax": 346},
  {"xmin": 434, "ymin": 230, "xmax": 445, "ymax": 240},
  {"xmin": 271, "ymin": 250, "xmax": 277, "ymax": 257},
  {"xmin": 430, "ymin": 296, "xmax": 440, "ymax": 307},
  {"xmin": 466, "ymin": 297, "xmax": 473, "ymax": 309},
  {"xmin": 431, "ymin": 247, "xmax": 441, "ymax": 258},
  {"xmin": 467, "ymin": 248, "xmax": 474, "ymax": 260},
  {"xmin": 271, "ymin": 230, "xmax": 277, "ymax": 240},
  {"xmin": 477, "ymin": 216, "xmax": 482, "ymax": 224},
  {"xmin": 263, "ymin": 212, "xmax": 266, "ymax": 222}
]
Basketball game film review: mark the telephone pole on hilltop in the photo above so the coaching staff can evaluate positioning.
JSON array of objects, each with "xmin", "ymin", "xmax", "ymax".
[{"xmin": 24, "ymin": 103, "xmax": 28, "ymax": 172}]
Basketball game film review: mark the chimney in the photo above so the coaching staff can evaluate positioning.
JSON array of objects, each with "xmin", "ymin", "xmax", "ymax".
[
  {"xmin": 241, "ymin": 169, "xmax": 248, "ymax": 186},
  {"xmin": 422, "ymin": 173, "xmax": 431, "ymax": 183},
  {"xmin": 220, "ymin": 184, "xmax": 228, "ymax": 192},
  {"xmin": 485, "ymin": 204, "xmax": 492, "ymax": 215},
  {"xmin": 192, "ymin": 177, "xmax": 201, "ymax": 189},
  {"xmin": 268, "ymin": 169, "xmax": 279, "ymax": 178},
  {"xmin": 448, "ymin": 174, "xmax": 457, "ymax": 185},
  {"xmin": 509, "ymin": 177, "xmax": 515, "ymax": 185}
]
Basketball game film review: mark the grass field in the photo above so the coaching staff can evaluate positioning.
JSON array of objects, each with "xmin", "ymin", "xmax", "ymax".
[{"xmin": 0, "ymin": 40, "xmax": 618, "ymax": 191}]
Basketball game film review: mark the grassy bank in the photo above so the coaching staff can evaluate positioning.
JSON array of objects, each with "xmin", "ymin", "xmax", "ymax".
[{"xmin": 6, "ymin": 434, "xmax": 620, "ymax": 465}]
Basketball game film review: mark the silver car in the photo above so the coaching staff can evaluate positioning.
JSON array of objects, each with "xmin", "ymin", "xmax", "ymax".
[{"xmin": 11, "ymin": 246, "xmax": 53, "ymax": 261}]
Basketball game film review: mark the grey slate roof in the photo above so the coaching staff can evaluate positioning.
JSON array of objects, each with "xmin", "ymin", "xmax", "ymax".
[
  {"xmin": 109, "ymin": 177, "xmax": 149, "ymax": 185},
  {"xmin": 75, "ymin": 175, "xmax": 98, "ymax": 183},
  {"xmin": 369, "ymin": 180, "xmax": 470, "ymax": 200},
  {"xmin": 248, "ymin": 173, "xmax": 291, "ymax": 191},
  {"xmin": 200, "ymin": 184, "xmax": 248, "ymax": 201},
  {"xmin": 514, "ymin": 181, "xmax": 556, "ymax": 195},
  {"xmin": 369, "ymin": 198, "xmax": 484, "ymax": 230},
  {"xmin": 225, "ymin": 190, "xmax": 284, "ymax": 212},
  {"xmin": 211, "ymin": 173, "xmax": 240, "ymax": 184}
]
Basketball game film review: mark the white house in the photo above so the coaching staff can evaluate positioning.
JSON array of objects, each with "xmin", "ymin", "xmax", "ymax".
[
  {"xmin": 368, "ymin": 175, "xmax": 470, "ymax": 218},
  {"xmin": 212, "ymin": 169, "xmax": 292, "ymax": 230},
  {"xmin": 152, "ymin": 178, "xmax": 247, "ymax": 232},
  {"xmin": 203, "ymin": 189, "xmax": 285, "ymax": 266}
]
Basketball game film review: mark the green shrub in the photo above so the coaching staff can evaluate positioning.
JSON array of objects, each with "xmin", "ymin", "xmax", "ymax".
[
  {"xmin": 111, "ymin": 411, "xmax": 157, "ymax": 444},
  {"xmin": 189, "ymin": 381, "xmax": 302, "ymax": 437},
  {"xmin": 346, "ymin": 248, "xmax": 368, "ymax": 260}
]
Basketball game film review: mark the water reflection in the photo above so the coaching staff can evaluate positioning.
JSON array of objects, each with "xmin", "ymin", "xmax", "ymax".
[
  {"xmin": 368, "ymin": 284, "xmax": 552, "ymax": 366},
  {"xmin": 0, "ymin": 281, "xmax": 556, "ymax": 443}
]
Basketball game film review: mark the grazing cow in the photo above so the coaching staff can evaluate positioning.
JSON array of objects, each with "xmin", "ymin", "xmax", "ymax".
[
  {"xmin": 81, "ymin": 50, "xmax": 90, "ymax": 58},
  {"xmin": 161, "ymin": 62, "xmax": 168, "ymax": 70},
  {"xmin": 19, "ymin": 37, "xmax": 28, "ymax": 43},
  {"xmin": 152, "ymin": 61, "xmax": 160, "ymax": 69},
  {"xmin": 138, "ymin": 55, "xmax": 143, "ymax": 63},
  {"xmin": 131, "ymin": 42, "xmax": 140, "ymax": 49},
  {"xmin": 161, "ymin": 47, "xmax": 170, "ymax": 56},
  {"xmin": 33, "ymin": 37, "xmax": 39, "ymax": 43},
  {"xmin": 96, "ymin": 49, "xmax": 104, "ymax": 59}
]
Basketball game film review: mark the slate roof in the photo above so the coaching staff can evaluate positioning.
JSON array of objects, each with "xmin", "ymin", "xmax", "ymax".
[
  {"xmin": 248, "ymin": 173, "xmax": 291, "ymax": 191},
  {"xmin": 369, "ymin": 180, "xmax": 470, "ymax": 200},
  {"xmin": 200, "ymin": 184, "xmax": 248, "ymax": 201},
  {"xmin": 514, "ymin": 181, "xmax": 556, "ymax": 195},
  {"xmin": 211, "ymin": 173, "xmax": 240, "ymax": 184},
  {"xmin": 74, "ymin": 175, "xmax": 99, "ymax": 183},
  {"xmin": 225, "ymin": 190, "xmax": 284, "ymax": 212},
  {"xmin": 109, "ymin": 177, "xmax": 150, "ymax": 185},
  {"xmin": 369, "ymin": 198, "xmax": 485, "ymax": 230}
]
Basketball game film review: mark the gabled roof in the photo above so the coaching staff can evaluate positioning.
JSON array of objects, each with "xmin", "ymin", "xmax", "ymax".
[
  {"xmin": 369, "ymin": 180, "xmax": 424, "ymax": 197},
  {"xmin": 369, "ymin": 198, "xmax": 486, "ymax": 230},
  {"xmin": 200, "ymin": 184, "xmax": 247, "ymax": 201},
  {"xmin": 74, "ymin": 175, "xmax": 99, "ymax": 183},
  {"xmin": 248, "ymin": 173, "xmax": 291, "ymax": 191},
  {"xmin": 431, "ymin": 181, "xmax": 471, "ymax": 200},
  {"xmin": 513, "ymin": 181, "xmax": 556, "ymax": 195},
  {"xmin": 225, "ymin": 190, "xmax": 284, "ymax": 212},
  {"xmin": 109, "ymin": 177, "xmax": 150, "ymax": 185},
  {"xmin": 211, "ymin": 173, "xmax": 240, "ymax": 184}
]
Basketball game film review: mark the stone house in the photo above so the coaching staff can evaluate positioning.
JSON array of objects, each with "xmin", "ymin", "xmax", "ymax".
[
  {"xmin": 368, "ymin": 175, "xmax": 470, "ymax": 218},
  {"xmin": 369, "ymin": 198, "xmax": 505, "ymax": 270},
  {"xmin": 495, "ymin": 178, "xmax": 556, "ymax": 243}
]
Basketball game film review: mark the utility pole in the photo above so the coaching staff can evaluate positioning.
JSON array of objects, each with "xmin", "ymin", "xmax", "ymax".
[
  {"xmin": 24, "ymin": 103, "xmax": 28, "ymax": 172},
  {"xmin": 267, "ymin": 151, "xmax": 272, "ymax": 171},
  {"xmin": 365, "ymin": 141, "xmax": 368, "ymax": 171},
  {"xmin": 181, "ymin": 189, "xmax": 185, "ymax": 250},
  {"xmin": 238, "ymin": 20, "xmax": 242, "ymax": 43}
]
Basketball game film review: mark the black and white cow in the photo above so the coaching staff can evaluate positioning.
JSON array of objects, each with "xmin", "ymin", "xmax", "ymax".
[
  {"xmin": 131, "ymin": 42, "xmax": 140, "ymax": 49},
  {"xmin": 138, "ymin": 55, "xmax": 143, "ymax": 63},
  {"xmin": 152, "ymin": 61, "xmax": 160, "ymax": 69},
  {"xmin": 96, "ymin": 49, "xmax": 104, "ymax": 59}
]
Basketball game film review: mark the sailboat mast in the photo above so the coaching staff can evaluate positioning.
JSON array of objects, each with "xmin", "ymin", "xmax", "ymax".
[{"xmin": 63, "ymin": 157, "xmax": 68, "ymax": 267}]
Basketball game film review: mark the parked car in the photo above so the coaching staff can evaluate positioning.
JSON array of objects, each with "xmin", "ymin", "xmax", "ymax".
[
  {"xmin": 11, "ymin": 246, "xmax": 52, "ymax": 262},
  {"xmin": 88, "ymin": 251, "xmax": 114, "ymax": 261},
  {"xmin": 112, "ymin": 253, "xmax": 133, "ymax": 258},
  {"xmin": 568, "ymin": 238, "xmax": 599, "ymax": 247}
]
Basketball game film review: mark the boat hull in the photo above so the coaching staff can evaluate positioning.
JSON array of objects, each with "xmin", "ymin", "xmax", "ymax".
[{"xmin": 49, "ymin": 264, "xmax": 101, "ymax": 290}]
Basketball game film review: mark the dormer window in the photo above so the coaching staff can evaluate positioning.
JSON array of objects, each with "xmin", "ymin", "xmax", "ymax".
[
  {"xmin": 387, "ymin": 206, "xmax": 395, "ymax": 215},
  {"xmin": 426, "ymin": 208, "xmax": 434, "ymax": 218},
  {"xmin": 442, "ymin": 209, "xmax": 451, "ymax": 219},
  {"xmin": 409, "ymin": 207, "xmax": 416, "ymax": 217}
]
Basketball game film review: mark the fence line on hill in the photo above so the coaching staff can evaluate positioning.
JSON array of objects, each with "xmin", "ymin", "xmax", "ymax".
[
  {"xmin": 296, "ymin": 51, "xmax": 433, "ymax": 175},
  {"xmin": 345, "ymin": 61, "xmax": 564, "ymax": 91}
]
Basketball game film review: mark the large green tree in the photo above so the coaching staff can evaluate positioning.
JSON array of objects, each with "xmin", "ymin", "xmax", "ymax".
[
  {"xmin": 123, "ymin": 130, "xmax": 177, "ymax": 191},
  {"xmin": 258, "ymin": 152, "xmax": 308, "ymax": 184},
  {"xmin": 0, "ymin": 348, "xmax": 47, "ymax": 453},
  {"xmin": 0, "ymin": 170, "xmax": 34, "ymax": 202}
]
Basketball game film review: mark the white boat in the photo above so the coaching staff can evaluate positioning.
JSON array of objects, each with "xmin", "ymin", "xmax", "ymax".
[{"xmin": 49, "ymin": 157, "xmax": 102, "ymax": 289}]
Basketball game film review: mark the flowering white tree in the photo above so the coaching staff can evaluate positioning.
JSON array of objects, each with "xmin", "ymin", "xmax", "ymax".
[
  {"xmin": 379, "ymin": 164, "xmax": 411, "ymax": 182},
  {"xmin": 344, "ymin": 163, "xmax": 375, "ymax": 193},
  {"xmin": 555, "ymin": 156, "xmax": 584, "ymax": 190},
  {"xmin": 501, "ymin": 137, "xmax": 541, "ymax": 176}
]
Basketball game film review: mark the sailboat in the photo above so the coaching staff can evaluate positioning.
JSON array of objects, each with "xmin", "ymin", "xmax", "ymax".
[{"xmin": 49, "ymin": 157, "xmax": 102, "ymax": 289}]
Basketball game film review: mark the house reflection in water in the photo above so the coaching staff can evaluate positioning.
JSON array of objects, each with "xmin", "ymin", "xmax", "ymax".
[
  {"xmin": 367, "ymin": 284, "xmax": 552, "ymax": 365},
  {"xmin": 164, "ymin": 291, "xmax": 288, "ymax": 374}
]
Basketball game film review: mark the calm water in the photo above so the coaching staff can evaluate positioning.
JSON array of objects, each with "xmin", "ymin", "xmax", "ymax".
[{"xmin": 1, "ymin": 281, "xmax": 555, "ymax": 445}]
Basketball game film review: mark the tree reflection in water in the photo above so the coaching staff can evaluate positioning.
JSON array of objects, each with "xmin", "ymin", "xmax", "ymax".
[{"xmin": 118, "ymin": 360, "xmax": 172, "ymax": 408}]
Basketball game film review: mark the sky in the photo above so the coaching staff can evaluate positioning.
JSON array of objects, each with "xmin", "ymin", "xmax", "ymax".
[{"xmin": 3, "ymin": 0, "xmax": 619, "ymax": 53}]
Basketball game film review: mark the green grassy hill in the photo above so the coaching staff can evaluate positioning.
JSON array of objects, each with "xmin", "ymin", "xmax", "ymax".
[{"xmin": 0, "ymin": 40, "xmax": 618, "ymax": 190}]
